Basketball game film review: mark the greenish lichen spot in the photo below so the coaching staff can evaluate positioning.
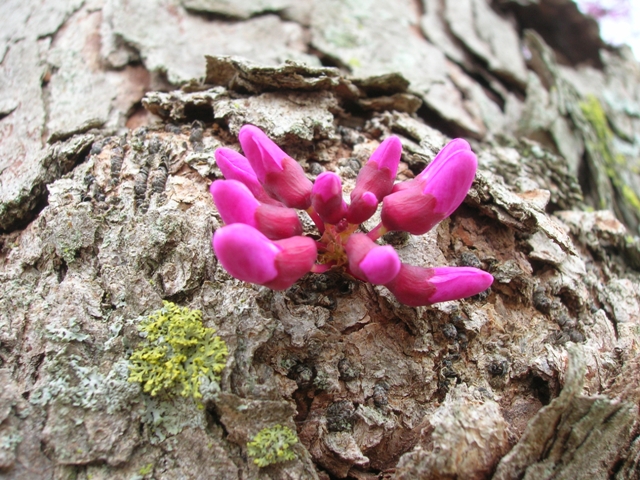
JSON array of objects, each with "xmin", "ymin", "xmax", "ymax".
[
  {"xmin": 580, "ymin": 95, "xmax": 612, "ymax": 146},
  {"xmin": 247, "ymin": 425, "xmax": 298, "ymax": 468},
  {"xmin": 580, "ymin": 94, "xmax": 640, "ymax": 215},
  {"xmin": 138, "ymin": 463, "xmax": 154, "ymax": 476},
  {"xmin": 128, "ymin": 301, "xmax": 228, "ymax": 399}
]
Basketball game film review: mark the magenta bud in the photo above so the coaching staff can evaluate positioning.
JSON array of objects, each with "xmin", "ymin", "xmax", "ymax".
[
  {"xmin": 210, "ymin": 179, "xmax": 260, "ymax": 226},
  {"xmin": 238, "ymin": 125, "xmax": 313, "ymax": 210},
  {"xmin": 369, "ymin": 135, "xmax": 403, "ymax": 172},
  {"xmin": 346, "ymin": 136, "xmax": 402, "ymax": 224},
  {"xmin": 385, "ymin": 264, "xmax": 493, "ymax": 306},
  {"xmin": 214, "ymin": 148, "xmax": 282, "ymax": 206},
  {"xmin": 255, "ymin": 204, "xmax": 303, "ymax": 239},
  {"xmin": 426, "ymin": 267, "xmax": 493, "ymax": 303},
  {"xmin": 312, "ymin": 172, "xmax": 347, "ymax": 224},
  {"xmin": 212, "ymin": 223, "xmax": 317, "ymax": 290},
  {"xmin": 213, "ymin": 224, "xmax": 281, "ymax": 284},
  {"xmin": 380, "ymin": 147, "xmax": 477, "ymax": 235},
  {"xmin": 269, "ymin": 235, "xmax": 318, "ymax": 290},
  {"xmin": 391, "ymin": 138, "xmax": 471, "ymax": 194},
  {"xmin": 210, "ymin": 180, "xmax": 302, "ymax": 240},
  {"xmin": 345, "ymin": 233, "xmax": 401, "ymax": 284},
  {"xmin": 416, "ymin": 138, "xmax": 471, "ymax": 182},
  {"xmin": 346, "ymin": 191, "xmax": 378, "ymax": 225},
  {"xmin": 420, "ymin": 148, "xmax": 476, "ymax": 217},
  {"xmin": 379, "ymin": 186, "xmax": 438, "ymax": 235}
]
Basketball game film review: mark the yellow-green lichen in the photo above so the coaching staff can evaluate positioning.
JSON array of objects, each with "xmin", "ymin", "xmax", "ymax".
[
  {"xmin": 622, "ymin": 184, "xmax": 640, "ymax": 211},
  {"xmin": 128, "ymin": 301, "xmax": 228, "ymax": 399},
  {"xmin": 247, "ymin": 425, "xmax": 298, "ymax": 468},
  {"xmin": 579, "ymin": 95, "xmax": 640, "ymax": 214},
  {"xmin": 580, "ymin": 95, "xmax": 611, "ymax": 146}
]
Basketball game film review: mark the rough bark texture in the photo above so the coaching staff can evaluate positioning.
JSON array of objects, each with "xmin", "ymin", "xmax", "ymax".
[{"xmin": 1, "ymin": 0, "xmax": 640, "ymax": 479}]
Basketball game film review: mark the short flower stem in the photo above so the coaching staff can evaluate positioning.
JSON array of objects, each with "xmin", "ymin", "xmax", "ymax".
[
  {"xmin": 367, "ymin": 223, "xmax": 388, "ymax": 241},
  {"xmin": 311, "ymin": 263, "xmax": 334, "ymax": 273},
  {"xmin": 306, "ymin": 207, "xmax": 325, "ymax": 234}
]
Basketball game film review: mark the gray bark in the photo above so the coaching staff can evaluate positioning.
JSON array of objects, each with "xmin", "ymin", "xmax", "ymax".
[{"xmin": 1, "ymin": 0, "xmax": 640, "ymax": 479}]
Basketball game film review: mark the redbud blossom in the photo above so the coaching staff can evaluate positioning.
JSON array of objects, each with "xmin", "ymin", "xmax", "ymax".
[
  {"xmin": 385, "ymin": 265, "xmax": 493, "ymax": 307},
  {"xmin": 379, "ymin": 142, "xmax": 477, "ymax": 235},
  {"xmin": 311, "ymin": 172, "xmax": 348, "ymax": 225},
  {"xmin": 214, "ymin": 148, "xmax": 283, "ymax": 206},
  {"xmin": 212, "ymin": 126, "xmax": 494, "ymax": 308},
  {"xmin": 210, "ymin": 180, "xmax": 302, "ymax": 240},
  {"xmin": 345, "ymin": 234, "xmax": 401, "ymax": 284},
  {"xmin": 238, "ymin": 125, "xmax": 313, "ymax": 210},
  {"xmin": 347, "ymin": 136, "xmax": 402, "ymax": 224},
  {"xmin": 213, "ymin": 223, "xmax": 317, "ymax": 290}
]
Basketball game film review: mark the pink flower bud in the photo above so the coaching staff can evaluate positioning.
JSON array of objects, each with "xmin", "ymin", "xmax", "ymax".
[
  {"xmin": 270, "ymin": 236, "xmax": 318, "ymax": 290},
  {"xmin": 391, "ymin": 139, "xmax": 471, "ymax": 194},
  {"xmin": 346, "ymin": 233, "xmax": 401, "ymax": 284},
  {"xmin": 417, "ymin": 138, "xmax": 471, "ymax": 180},
  {"xmin": 380, "ymin": 146, "xmax": 477, "ymax": 235},
  {"xmin": 214, "ymin": 148, "xmax": 282, "ymax": 206},
  {"xmin": 346, "ymin": 191, "xmax": 378, "ymax": 225},
  {"xmin": 212, "ymin": 223, "xmax": 317, "ymax": 290},
  {"xmin": 346, "ymin": 136, "xmax": 402, "ymax": 224},
  {"xmin": 311, "ymin": 172, "xmax": 347, "ymax": 225},
  {"xmin": 396, "ymin": 138, "xmax": 471, "ymax": 189},
  {"xmin": 210, "ymin": 180, "xmax": 302, "ymax": 240},
  {"xmin": 238, "ymin": 125, "xmax": 313, "ymax": 210},
  {"xmin": 384, "ymin": 264, "xmax": 493, "ymax": 306}
]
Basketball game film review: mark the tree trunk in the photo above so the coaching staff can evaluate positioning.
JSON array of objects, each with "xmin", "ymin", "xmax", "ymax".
[{"xmin": 1, "ymin": 0, "xmax": 639, "ymax": 479}]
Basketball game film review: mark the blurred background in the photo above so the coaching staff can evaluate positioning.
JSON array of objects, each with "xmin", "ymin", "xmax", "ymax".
[{"xmin": 575, "ymin": 0, "xmax": 640, "ymax": 59}]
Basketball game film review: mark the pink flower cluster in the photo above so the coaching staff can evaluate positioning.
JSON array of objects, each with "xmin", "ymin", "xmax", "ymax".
[{"xmin": 211, "ymin": 125, "xmax": 493, "ymax": 307}]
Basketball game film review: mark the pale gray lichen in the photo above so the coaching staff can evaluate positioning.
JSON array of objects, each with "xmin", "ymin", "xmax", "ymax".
[
  {"xmin": 141, "ymin": 395, "xmax": 208, "ymax": 446},
  {"xmin": 44, "ymin": 317, "xmax": 90, "ymax": 343},
  {"xmin": 30, "ymin": 354, "xmax": 139, "ymax": 414},
  {"xmin": 0, "ymin": 429, "xmax": 22, "ymax": 463}
]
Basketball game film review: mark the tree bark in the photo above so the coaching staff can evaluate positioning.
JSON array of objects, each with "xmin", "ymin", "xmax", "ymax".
[{"xmin": 1, "ymin": 0, "xmax": 640, "ymax": 479}]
